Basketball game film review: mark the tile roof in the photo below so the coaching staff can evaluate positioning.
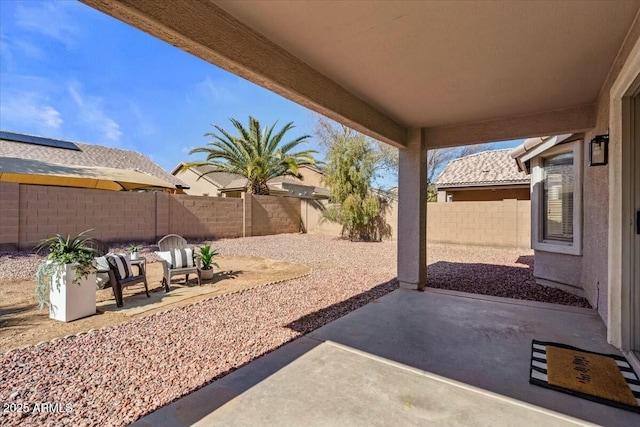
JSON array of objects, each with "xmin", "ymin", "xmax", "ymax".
[
  {"xmin": 187, "ymin": 164, "xmax": 244, "ymax": 188},
  {"xmin": 0, "ymin": 132, "xmax": 186, "ymax": 187},
  {"xmin": 435, "ymin": 149, "xmax": 530, "ymax": 187}
]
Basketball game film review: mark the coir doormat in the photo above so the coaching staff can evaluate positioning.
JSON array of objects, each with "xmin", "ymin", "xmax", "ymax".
[{"xmin": 529, "ymin": 340, "xmax": 640, "ymax": 413}]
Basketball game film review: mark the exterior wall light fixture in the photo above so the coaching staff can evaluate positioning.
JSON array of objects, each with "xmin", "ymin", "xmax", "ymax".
[{"xmin": 589, "ymin": 134, "xmax": 608, "ymax": 166}]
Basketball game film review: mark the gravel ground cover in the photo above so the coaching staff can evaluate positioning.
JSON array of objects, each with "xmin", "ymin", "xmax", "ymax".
[{"xmin": 0, "ymin": 234, "xmax": 589, "ymax": 426}]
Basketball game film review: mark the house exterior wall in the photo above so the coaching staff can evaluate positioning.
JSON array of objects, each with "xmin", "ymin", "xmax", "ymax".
[
  {"xmin": 174, "ymin": 168, "xmax": 221, "ymax": 196},
  {"xmin": 297, "ymin": 167, "xmax": 324, "ymax": 188},
  {"xmin": 533, "ymin": 16, "xmax": 640, "ymax": 322},
  {"xmin": 533, "ymin": 251, "xmax": 583, "ymax": 290},
  {"xmin": 0, "ymin": 184, "xmax": 301, "ymax": 249},
  {"xmin": 442, "ymin": 187, "xmax": 530, "ymax": 202}
]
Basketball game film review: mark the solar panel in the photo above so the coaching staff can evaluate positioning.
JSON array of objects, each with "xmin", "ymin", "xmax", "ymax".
[{"xmin": 0, "ymin": 131, "xmax": 81, "ymax": 151}]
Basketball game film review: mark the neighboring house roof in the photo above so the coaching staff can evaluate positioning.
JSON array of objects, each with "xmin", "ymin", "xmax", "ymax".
[
  {"xmin": 371, "ymin": 187, "xmax": 398, "ymax": 202},
  {"xmin": 0, "ymin": 131, "xmax": 187, "ymax": 188},
  {"xmin": 269, "ymin": 175, "xmax": 312, "ymax": 185},
  {"xmin": 435, "ymin": 149, "xmax": 530, "ymax": 188},
  {"xmin": 172, "ymin": 162, "xmax": 243, "ymax": 188},
  {"xmin": 220, "ymin": 176, "xmax": 287, "ymax": 194}
]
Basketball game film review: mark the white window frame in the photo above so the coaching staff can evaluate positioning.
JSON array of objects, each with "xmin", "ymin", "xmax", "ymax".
[{"xmin": 530, "ymin": 140, "xmax": 583, "ymax": 255}]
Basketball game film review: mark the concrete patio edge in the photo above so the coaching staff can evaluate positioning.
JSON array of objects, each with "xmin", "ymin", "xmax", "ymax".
[{"xmin": 424, "ymin": 287, "xmax": 596, "ymax": 315}]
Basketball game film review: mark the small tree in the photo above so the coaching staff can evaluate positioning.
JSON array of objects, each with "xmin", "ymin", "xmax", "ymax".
[{"xmin": 322, "ymin": 129, "xmax": 391, "ymax": 241}]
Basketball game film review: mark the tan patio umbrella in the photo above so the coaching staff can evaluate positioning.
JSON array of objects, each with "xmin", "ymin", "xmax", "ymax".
[{"xmin": 0, "ymin": 157, "xmax": 177, "ymax": 192}]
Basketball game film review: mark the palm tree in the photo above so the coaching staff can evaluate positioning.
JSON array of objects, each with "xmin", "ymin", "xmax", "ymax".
[{"xmin": 186, "ymin": 117, "xmax": 319, "ymax": 195}]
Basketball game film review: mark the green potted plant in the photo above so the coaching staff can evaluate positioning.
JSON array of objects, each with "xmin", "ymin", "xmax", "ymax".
[
  {"xmin": 196, "ymin": 245, "xmax": 219, "ymax": 280},
  {"xmin": 35, "ymin": 230, "xmax": 97, "ymax": 322},
  {"xmin": 127, "ymin": 243, "xmax": 143, "ymax": 260}
]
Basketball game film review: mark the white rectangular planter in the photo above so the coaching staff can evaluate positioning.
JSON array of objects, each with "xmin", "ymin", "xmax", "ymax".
[{"xmin": 49, "ymin": 264, "xmax": 96, "ymax": 322}]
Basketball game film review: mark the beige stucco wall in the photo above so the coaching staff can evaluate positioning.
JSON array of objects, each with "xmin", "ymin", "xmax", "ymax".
[
  {"xmin": 584, "ymin": 21, "xmax": 640, "ymax": 319},
  {"xmin": 533, "ymin": 14, "xmax": 640, "ymax": 321},
  {"xmin": 0, "ymin": 184, "xmax": 303, "ymax": 249},
  {"xmin": 443, "ymin": 187, "xmax": 530, "ymax": 202},
  {"xmin": 174, "ymin": 168, "xmax": 221, "ymax": 196},
  {"xmin": 298, "ymin": 167, "xmax": 324, "ymax": 188},
  {"xmin": 533, "ymin": 252, "xmax": 583, "ymax": 290}
]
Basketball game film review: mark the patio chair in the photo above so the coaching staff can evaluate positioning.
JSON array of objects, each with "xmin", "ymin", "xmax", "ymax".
[
  {"xmin": 91, "ymin": 239, "xmax": 150, "ymax": 308},
  {"xmin": 157, "ymin": 234, "xmax": 201, "ymax": 291}
]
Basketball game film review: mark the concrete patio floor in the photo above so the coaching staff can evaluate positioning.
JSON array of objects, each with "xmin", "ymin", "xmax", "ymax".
[{"xmin": 132, "ymin": 289, "xmax": 640, "ymax": 426}]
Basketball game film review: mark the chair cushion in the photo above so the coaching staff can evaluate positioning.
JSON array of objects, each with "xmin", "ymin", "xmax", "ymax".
[
  {"xmin": 156, "ymin": 249, "xmax": 194, "ymax": 269},
  {"xmin": 94, "ymin": 256, "xmax": 111, "ymax": 289},
  {"xmin": 105, "ymin": 253, "xmax": 134, "ymax": 280}
]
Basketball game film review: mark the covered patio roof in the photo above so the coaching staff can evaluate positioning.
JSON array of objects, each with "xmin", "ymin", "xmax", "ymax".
[
  {"xmin": 82, "ymin": 0, "xmax": 639, "ymax": 148},
  {"xmin": 74, "ymin": 2, "xmax": 640, "ymax": 422}
]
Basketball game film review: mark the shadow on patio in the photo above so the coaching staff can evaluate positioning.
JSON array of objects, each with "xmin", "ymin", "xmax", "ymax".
[{"xmin": 132, "ymin": 285, "xmax": 638, "ymax": 426}]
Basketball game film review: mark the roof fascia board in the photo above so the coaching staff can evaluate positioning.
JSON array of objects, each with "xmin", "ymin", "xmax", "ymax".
[
  {"xmin": 519, "ymin": 134, "xmax": 573, "ymax": 163},
  {"xmin": 81, "ymin": 0, "xmax": 407, "ymax": 148},
  {"xmin": 438, "ymin": 183, "xmax": 530, "ymax": 191},
  {"xmin": 169, "ymin": 162, "xmax": 186, "ymax": 175}
]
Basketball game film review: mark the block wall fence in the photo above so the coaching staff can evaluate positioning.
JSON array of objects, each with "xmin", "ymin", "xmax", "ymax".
[
  {"xmin": 425, "ymin": 199, "xmax": 531, "ymax": 249},
  {"xmin": 0, "ymin": 183, "xmax": 302, "ymax": 250},
  {"xmin": 302, "ymin": 199, "xmax": 531, "ymax": 249},
  {"xmin": 0, "ymin": 183, "xmax": 530, "ymax": 250}
]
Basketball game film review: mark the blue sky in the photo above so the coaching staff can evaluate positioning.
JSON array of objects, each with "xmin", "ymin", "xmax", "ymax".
[{"xmin": 0, "ymin": 1, "xmax": 522, "ymax": 188}]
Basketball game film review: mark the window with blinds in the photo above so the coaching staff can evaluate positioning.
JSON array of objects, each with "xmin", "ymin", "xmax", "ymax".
[{"xmin": 542, "ymin": 152, "xmax": 574, "ymax": 242}]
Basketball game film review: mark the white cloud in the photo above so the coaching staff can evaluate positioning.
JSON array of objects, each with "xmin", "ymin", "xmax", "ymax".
[
  {"xmin": 129, "ymin": 101, "xmax": 156, "ymax": 137},
  {"xmin": 0, "ymin": 92, "xmax": 63, "ymax": 133},
  {"xmin": 68, "ymin": 82, "xmax": 122, "ymax": 143},
  {"xmin": 12, "ymin": 38, "xmax": 45, "ymax": 60},
  {"xmin": 0, "ymin": 33, "xmax": 11, "ymax": 62},
  {"xmin": 15, "ymin": 2, "xmax": 81, "ymax": 49},
  {"xmin": 195, "ymin": 76, "xmax": 237, "ymax": 103},
  {"xmin": 182, "ymin": 146, "xmax": 196, "ymax": 154}
]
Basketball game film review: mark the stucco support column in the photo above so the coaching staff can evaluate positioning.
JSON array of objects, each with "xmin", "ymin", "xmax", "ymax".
[{"xmin": 397, "ymin": 128, "xmax": 427, "ymax": 290}]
